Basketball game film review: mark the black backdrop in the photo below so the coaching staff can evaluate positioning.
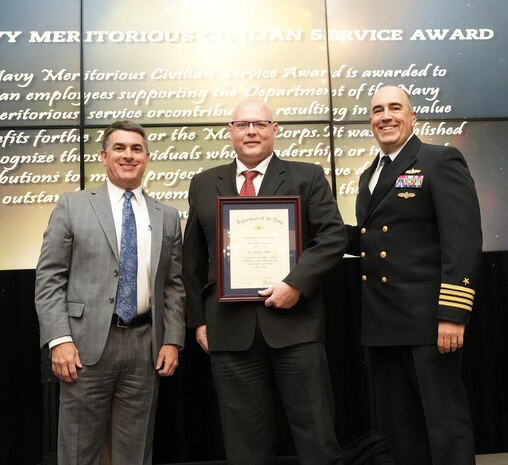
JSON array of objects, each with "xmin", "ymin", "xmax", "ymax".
[{"xmin": 1, "ymin": 252, "xmax": 507, "ymax": 465}]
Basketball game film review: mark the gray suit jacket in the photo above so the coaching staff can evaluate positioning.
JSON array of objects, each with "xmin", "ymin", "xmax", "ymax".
[{"xmin": 35, "ymin": 183, "xmax": 185, "ymax": 365}]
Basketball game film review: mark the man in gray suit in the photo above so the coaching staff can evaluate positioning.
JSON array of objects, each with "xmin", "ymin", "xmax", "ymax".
[
  {"xmin": 35, "ymin": 120, "xmax": 186, "ymax": 465},
  {"xmin": 184, "ymin": 99, "xmax": 347, "ymax": 464}
]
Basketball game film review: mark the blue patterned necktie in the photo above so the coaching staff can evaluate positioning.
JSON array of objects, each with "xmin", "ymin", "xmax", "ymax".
[{"xmin": 116, "ymin": 191, "xmax": 138, "ymax": 323}]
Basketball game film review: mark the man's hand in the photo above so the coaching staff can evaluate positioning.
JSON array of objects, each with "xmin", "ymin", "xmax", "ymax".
[
  {"xmin": 196, "ymin": 325, "xmax": 209, "ymax": 353},
  {"xmin": 51, "ymin": 342, "xmax": 82, "ymax": 383},
  {"xmin": 156, "ymin": 344, "xmax": 179, "ymax": 376},
  {"xmin": 437, "ymin": 320, "xmax": 465, "ymax": 354},
  {"xmin": 258, "ymin": 282, "xmax": 301, "ymax": 309}
]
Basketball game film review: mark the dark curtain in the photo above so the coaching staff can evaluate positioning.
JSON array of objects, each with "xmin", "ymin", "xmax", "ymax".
[
  {"xmin": 0, "ymin": 270, "xmax": 42, "ymax": 465},
  {"xmin": 1, "ymin": 252, "xmax": 507, "ymax": 465},
  {"xmin": 462, "ymin": 251, "xmax": 508, "ymax": 454}
]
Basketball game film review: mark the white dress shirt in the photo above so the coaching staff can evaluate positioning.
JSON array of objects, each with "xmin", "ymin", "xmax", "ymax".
[
  {"xmin": 368, "ymin": 136, "xmax": 413, "ymax": 193},
  {"xmin": 107, "ymin": 181, "xmax": 152, "ymax": 315},
  {"xmin": 235, "ymin": 154, "xmax": 273, "ymax": 195},
  {"xmin": 49, "ymin": 181, "xmax": 152, "ymax": 349}
]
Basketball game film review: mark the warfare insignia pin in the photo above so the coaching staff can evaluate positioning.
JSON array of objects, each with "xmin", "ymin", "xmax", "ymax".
[
  {"xmin": 406, "ymin": 168, "xmax": 421, "ymax": 174},
  {"xmin": 398, "ymin": 192, "xmax": 416, "ymax": 199}
]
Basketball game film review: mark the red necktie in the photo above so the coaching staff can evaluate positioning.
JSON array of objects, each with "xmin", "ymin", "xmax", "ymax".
[{"xmin": 239, "ymin": 170, "xmax": 259, "ymax": 196}]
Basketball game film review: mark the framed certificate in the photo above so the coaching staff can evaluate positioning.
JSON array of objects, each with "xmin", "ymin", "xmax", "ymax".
[{"xmin": 216, "ymin": 196, "xmax": 303, "ymax": 302}]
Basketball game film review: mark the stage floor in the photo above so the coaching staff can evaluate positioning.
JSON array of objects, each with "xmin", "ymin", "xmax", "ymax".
[
  {"xmin": 160, "ymin": 454, "xmax": 508, "ymax": 465},
  {"xmin": 477, "ymin": 453, "xmax": 508, "ymax": 465}
]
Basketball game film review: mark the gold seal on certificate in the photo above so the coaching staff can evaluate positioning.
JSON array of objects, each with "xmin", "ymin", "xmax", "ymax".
[{"xmin": 216, "ymin": 196, "xmax": 302, "ymax": 302}]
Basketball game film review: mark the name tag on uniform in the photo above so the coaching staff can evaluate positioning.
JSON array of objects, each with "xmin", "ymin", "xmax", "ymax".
[{"xmin": 395, "ymin": 175, "xmax": 424, "ymax": 188}]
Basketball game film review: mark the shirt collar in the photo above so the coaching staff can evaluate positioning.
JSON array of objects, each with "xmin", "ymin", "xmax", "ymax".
[
  {"xmin": 106, "ymin": 180, "xmax": 143, "ymax": 205},
  {"xmin": 236, "ymin": 154, "xmax": 273, "ymax": 176},
  {"xmin": 379, "ymin": 134, "xmax": 413, "ymax": 165}
]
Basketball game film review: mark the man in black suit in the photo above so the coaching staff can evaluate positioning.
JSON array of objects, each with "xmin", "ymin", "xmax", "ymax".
[
  {"xmin": 183, "ymin": 99, "xmax": 347, "ymax": 465},
  {"xmin": 347, "ymin": 85, "xmax": 482, "ymax": 465}
]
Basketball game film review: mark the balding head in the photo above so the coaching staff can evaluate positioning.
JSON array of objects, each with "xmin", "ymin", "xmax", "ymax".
[
  {"xmin": 369, "ymin": 85, "xmax": 416, "ymax": 154},
  {"xmin": 229, "ymin": 99, "xmax": 279, "ymax": 169}
]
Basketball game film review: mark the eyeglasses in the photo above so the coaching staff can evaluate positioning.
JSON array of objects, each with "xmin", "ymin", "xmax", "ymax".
[{"xmin": 230, "ymin": 120, "xmax": 273, "ymax": 131}]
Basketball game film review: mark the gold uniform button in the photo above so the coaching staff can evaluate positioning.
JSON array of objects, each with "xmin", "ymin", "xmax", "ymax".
[
  {"xmin": 381, "ymin": 276, "xmax": 388, "ymax": 283},
  {"xmin": 382, "ymin": 226, "xmax": 388, "ymax": 233},
  {"xmin": 360, "ymin": 252, "xmax": 366, "ymax": 258},
  {"xmin": 361, "ymin": 275, "xmax": 367, "ymax": 282},
  {"xmin": 380, "ymin": 251, "xmax": 387, "ymax": 258},
  {"xmin": 361, "ymin": 227, "xmax": 367, "ymax": 234}
]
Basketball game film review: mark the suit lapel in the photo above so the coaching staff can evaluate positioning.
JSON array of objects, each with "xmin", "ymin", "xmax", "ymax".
[
  {"xmin": 89, "ymin": 184, "xmax": 119, "ymax": 260},
  {"xmin": 362, "ymin": 135, "xmax": 421, "ymax": 224},
  {"xmin": 356, "ymin": 156, "xmax": 379, "ymax": 224},
  {"xmin": 259, "ymin": 155, "xmax": 285, "ymax": 195},
  {"xmin": 146, "ymin": 193, "xmax": 163, "ymax": 282},
  {"xmin": 215, "ymin": 161, "xmax": 238, "ymax": 196}
]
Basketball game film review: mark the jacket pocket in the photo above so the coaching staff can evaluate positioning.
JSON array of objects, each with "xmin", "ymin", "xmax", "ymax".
[{"xmin": 67, "ymin": 301, "xmax": 85, "ymax": 318}]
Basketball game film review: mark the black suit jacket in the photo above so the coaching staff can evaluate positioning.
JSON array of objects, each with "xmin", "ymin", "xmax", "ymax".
[
  {"xmin": 347, "ymin": 135, "xmax": 483, "ymax": 346},
  {"xmin": 183, "ymin": 155, "xmax": 348, "ymax": 351}
]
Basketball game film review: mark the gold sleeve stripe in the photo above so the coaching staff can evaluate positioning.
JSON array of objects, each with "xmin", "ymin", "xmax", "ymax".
[
  {"xmin": 439, "ymin": 295, "xmax": 474, "ymax": 306},
  {"xmin": 441, "ymin": 283, "xmax": 475, "ymax": 296},
  {"xmin": 439, "ymin": 300, "xmax": 473, "ymax": 312},
  {"xmin": 440, "ymin": 289, "xmax": 475, "ymax": 300}
]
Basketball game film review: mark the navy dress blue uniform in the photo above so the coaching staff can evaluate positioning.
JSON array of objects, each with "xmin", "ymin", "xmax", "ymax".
[{"xmin": 347, "ymin": 134, "xmax": 482, "ymax": 465}]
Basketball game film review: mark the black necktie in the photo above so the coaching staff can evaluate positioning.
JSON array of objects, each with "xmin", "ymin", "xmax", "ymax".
[
  {"xmin": 369, "ymin": 155, "xmax": 392, "ymax": 194},
  {"xmin": 378, "ymin": 155, "xmax": 391, "ymax": 181}
]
